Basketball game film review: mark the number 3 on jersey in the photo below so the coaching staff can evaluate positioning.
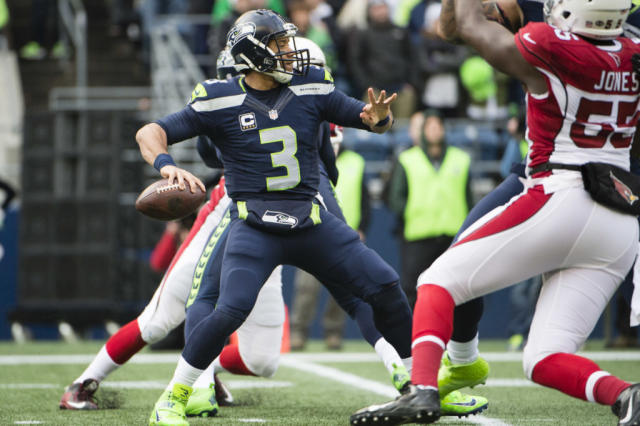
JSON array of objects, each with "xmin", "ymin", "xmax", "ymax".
[{"xmin": 260, "ymin": 126, "xmax": 301, "ymax": 191}]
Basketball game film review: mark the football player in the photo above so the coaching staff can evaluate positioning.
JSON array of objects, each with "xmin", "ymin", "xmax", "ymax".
[
  {"xmin": 189, "ymin": 37, "xmax": 488, "ymax": 419},
  {"xmin": 136, "ymin": 9, "xmax": 417, "ymax": 425},
  {"xmin": 61, "ymin": 38, "xmax": 487, "ymax": 421},
  {"xmin": 431, "ymin": 0, "xmax": 640, "ymax": 407},
  {"xmin": 351, "ymin": 0, "xmax": 640, "ymax": 424},
  {"xmin": 59, "ymin": 44, "xmax": 406, "ymax": 416}
]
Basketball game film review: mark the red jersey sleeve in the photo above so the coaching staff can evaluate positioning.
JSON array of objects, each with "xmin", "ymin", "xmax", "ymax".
[{"xmin": 515, "ymin": 22, "xmax": 558, "ymax": 72}]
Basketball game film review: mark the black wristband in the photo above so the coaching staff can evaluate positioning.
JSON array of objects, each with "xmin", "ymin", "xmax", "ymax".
[
  {"xmin": 153, "ymin": 153, "xmax": 176, "ymax": 172},
  {"xmin": 375, "ymin": 115, "xmax": 391, "ymax": 127}
]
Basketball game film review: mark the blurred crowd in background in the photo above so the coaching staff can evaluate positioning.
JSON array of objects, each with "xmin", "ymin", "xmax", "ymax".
[{"xmin": 0, "ymin": 0, "xmax": 636, "ymax": 350}]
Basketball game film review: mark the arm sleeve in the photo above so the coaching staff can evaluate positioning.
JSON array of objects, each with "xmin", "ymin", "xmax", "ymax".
[
  {"xmin": 359, "ymin": 177, "xmax": 371, "ymax": 233},
  {"xmin": 322, "ymin": 89, "xmax": 369, "ymax": 131},
  {"xmin": 197, "ymin": 135, "xmax": 224, "ymax": 169},
  {"xmin": 155, "ymin": 106, "xmax": 204, "ymax": 145},
  {"xmin": 318, "ymin": 123, "xmax": 340, "ymax": 186},
  {"xmin": 514, "ymin": 23, "xmax": 554, "ymax": 71}
]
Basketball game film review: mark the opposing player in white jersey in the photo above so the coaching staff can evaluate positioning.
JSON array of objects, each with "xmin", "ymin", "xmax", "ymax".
[{"xmin": 352, "ymin": 0, "xmax": 640, "ymax": 424}]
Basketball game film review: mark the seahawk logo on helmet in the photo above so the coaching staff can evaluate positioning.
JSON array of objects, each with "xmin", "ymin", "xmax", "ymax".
[
  {"xmin": 227, "ymin": 9, "xmax": 310, "ymax": 83},
  {"xmin": 227, "ymin": 22, "xmax": 256, "ymax": 46},
  {"xmin": 544, "ymin": 0, "xmax": 631, "ymax": 40}
]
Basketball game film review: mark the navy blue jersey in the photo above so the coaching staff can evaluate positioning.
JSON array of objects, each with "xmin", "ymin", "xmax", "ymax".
[
  {"xmin": 516, "ymin": 0, "xmax": 543, "ymax": 27},
  {"xmin": 317, "ymin": 121, "xmax": 339, "ymax": 186},
  {"xmin": 156, "ymin": 66, "xmax": 367, "ymax": 201}
]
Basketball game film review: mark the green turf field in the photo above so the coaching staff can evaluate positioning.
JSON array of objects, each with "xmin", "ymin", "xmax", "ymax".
[{"xmin": 0, "ymin": 339, "xmax": 638, "ymax": 425}]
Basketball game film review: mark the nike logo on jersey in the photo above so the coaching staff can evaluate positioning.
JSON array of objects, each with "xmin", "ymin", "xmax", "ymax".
[
  {"xmin": 594, "ymin": 71, "xmax": 639, "ymax": 92},
  {"xmin": 608, "ymin": 52, "xmax": 622, "ymax": 68},
  {"xmin": 522, "ymin": 33, "xmax": 537, "ymax": 45}
]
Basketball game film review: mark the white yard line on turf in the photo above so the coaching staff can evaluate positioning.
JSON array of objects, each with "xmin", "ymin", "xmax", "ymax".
[
  {"xmin": 2, "ymin": 351, "xmax": 640, "ymax": 365},
  {"xmin": 0, "ymin": 380, "xmax": 293, "ymax": 390},
  {"xmin": 278, "ymin": 356, "xmax": 510, "ymax": 426}
]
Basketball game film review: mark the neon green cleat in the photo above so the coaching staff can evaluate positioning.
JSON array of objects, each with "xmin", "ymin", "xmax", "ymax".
[
  {"xmin": 508, "ymin": 334, "xmax": 524, "ymax": 352},
  {"xmin": 391, "ymin": 362, "xmax": 411, "ymax": 394},
  {"xmin": 441, "ymin": 390, "xmax": 488, "ymax": 417},
  {"xmin": 185, "ymin": 383, "xmax": 219, "ymax": 417},
  {"xmin": 438, "ymin": 352, "xmax": 489, "ymax": 397},
  {"xmin": 149, "ymin": 384, "xmax": 192, "ymax": 426}
]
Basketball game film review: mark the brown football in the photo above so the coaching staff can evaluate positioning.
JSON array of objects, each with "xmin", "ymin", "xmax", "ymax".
[{"xmin": 135, "ymin": 178, "xmax": 206, "ymax": 221}]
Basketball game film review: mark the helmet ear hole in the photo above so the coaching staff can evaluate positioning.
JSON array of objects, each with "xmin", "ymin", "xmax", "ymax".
[{"xmin": 562, "ymin": 11, "xmax": 571, "ymax": 19}]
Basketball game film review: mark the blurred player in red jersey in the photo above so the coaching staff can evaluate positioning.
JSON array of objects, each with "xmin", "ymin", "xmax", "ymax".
[{"xmin": 351, "ymin": 0, "xmax": 640, "ymax": 424}]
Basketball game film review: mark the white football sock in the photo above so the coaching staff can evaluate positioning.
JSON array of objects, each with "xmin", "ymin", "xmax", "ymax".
[
  {"xmin": 402, "ymin": 356, "xmax": 413, "ymax": 374},
  {"xmin": 75, "ymin": 345, "xmax": 120, "ymax": 384},
  {"xmin": 166, "ymin": 356, "xmax": 204, "ymax": 390},
  {"xmin": 447, "ymin": 333, "xmax": 479, "ymax": 364},
  {"xmin": 213, "ymin": 357, "xmax": 225, "ymax": 374},
  {"xmin": 374, "ymin": 338, "xmax": 404, "ymax": 374},
  {"xmin": 192, "ymin": 360, "xmax": 216, "ymax": 388}
]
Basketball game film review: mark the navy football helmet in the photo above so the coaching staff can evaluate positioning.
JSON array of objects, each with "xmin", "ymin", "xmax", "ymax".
[{"xmin": 226, "ymin": 9, "xmax": 310, "ymax": 83}]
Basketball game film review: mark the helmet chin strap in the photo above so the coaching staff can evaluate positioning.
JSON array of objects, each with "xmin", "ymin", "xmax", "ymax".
[{"xmin": 268, "ymin": 70, "xmax": 293, "ymax": 84}]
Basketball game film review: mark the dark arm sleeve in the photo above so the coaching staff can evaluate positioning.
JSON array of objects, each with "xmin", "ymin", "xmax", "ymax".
[
  {"xmin": 359, "ymin": 177, "xmax": 371, "ymax": 232},
  {"xmin": 322, "ymin": 89, "xmax": 369, "ymax": 131},
  {"xmin": 318, "ymin": 123, "xmax": 339, "ymax": 186},
  {"xmin": 155, "ymin": 106, "xmax": 204, "ymax": 145},
  {"xmin": 197, "ymin": 135, "xmax": 224, "ymax": 169}
]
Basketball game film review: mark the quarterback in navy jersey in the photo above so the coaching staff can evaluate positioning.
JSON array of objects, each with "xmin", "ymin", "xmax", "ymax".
[{"xmin": 138, "ymin": 9, "xmax": 414, "ymax": 426}]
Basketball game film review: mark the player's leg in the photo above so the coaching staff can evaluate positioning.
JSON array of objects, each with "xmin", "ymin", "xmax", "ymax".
[
  {"xmin": 60, "ymin": 195, "xmax": 229, "ymax": 410},
  {"xmin": 440, "ymin": 172, "xmax": 526, "ymax": 396},
  {"xmin": 150, "ymin": 219, "xmax": 281, "ymax": 425},
  {"xmin": 521, "ymin": 218, "xmax": 638, "ymax": 424},
  {"xmin": 323, "ymin": 280, "xmax": 487, "ymax": 417},
  {"xmin": 188, "ymin": 266, "xmax": 284, "ymax": 411},
  {"xmin": 180, "ymin": 208, "xmax": 233, "ymax": 416},
  {"xmin": 523, "ymin": 269, "xmax": 634, "ymax": 405},
  {"xmin": 351, "ymin": 186, "xmax": 632, "ymax": 424},
  {"xmin": 291, "ymin": 210, "xmax": 413, "ymax": 367},
  {"xmin": 210, "ymin": 265, "xmax": 285, "ymax": 379}
]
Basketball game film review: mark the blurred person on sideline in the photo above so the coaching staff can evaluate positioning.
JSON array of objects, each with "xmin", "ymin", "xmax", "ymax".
[
  {"xmin": 386, "ymin": 110, "xmax": 471, "ymax": 308},
  {"xmin": 346, "ymin": 0, "xmax": 418, "ymax": 119},
  {"xmin": 19, "ymin": 0, "xmax": 67, "ymax": 60},
  {"xmin": 408, "ymin": 1, "xmax": 467, "ymax": 114}
]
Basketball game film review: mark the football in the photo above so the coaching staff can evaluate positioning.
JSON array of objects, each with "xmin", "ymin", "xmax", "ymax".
[{"xmin": 135, "ymin": 178, "xmax": 206, "ymax": 221}]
